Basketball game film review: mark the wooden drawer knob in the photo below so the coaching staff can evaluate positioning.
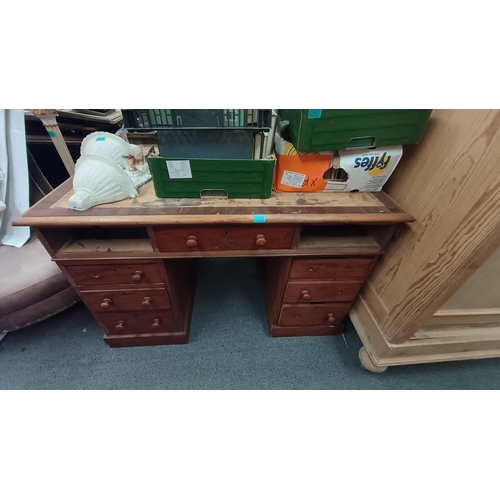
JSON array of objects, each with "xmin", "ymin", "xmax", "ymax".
[
  {"xmin": 132, "ymin": 271, "xmax": 144, "ymax": 282},
  {"xmin": 186, "ymin": 236, "xmax": 198, "ymax": 248},
  {"xmin": 142, "ymin": 297, "xmax": 153, "ymax": 308},
  {"xmin": 152, "ymin": 318, "xmax": 161, "ymax": 329},
  {"xmin": 100, "ymin": 298, "xmax": 112, "ymax": 309},
  {"xmin": 327, "ymin": 313, "xmax": 336, "ymax": 324},
  {"xmin": 300, "ymin": 290, "xmax": 311, "ymax": 300},
  {"xmin": 255, "ymin": 234, "xmax": 267, "ymax": 246},
  {"xmin": 115, "ymin": 320, "xmax": 125, "ymax": 332}
]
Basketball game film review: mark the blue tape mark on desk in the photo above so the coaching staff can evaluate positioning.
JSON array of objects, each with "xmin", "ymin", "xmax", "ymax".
[{"xmin": 253, "ymin": 214, "xmax": 266, "ymax": 223}]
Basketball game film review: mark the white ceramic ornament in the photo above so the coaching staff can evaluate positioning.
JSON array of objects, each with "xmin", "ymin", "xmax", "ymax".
[
  {"xmin": 80, "ymin": 131, "xmax": 152, "ymax": 190},
  {"xmin": 80, "ymin": 131, "xmax": 142, "ymax": 171},
  {"xmin": 68, "ymin": 155, "xmax": 138, "ymax": 211}
]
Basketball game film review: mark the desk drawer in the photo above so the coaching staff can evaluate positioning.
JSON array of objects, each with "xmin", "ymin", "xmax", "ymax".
[
  {"xmin": 66, "ymin": 262, "xmax": 163, "ymax": 287},
  {"xmin": 81, "ymin": 288, "xmax": 171, "ymax": 312},
  {"xmin": 279, "ymin": 303, "xmax": 351, "ymax": 327},
  {"xmin": 154, "ymin": 225, "xmax": 295, "ymax": 252},
  {"xmin": 289, "ymin": 257, "xmax": 374, "ymax": 280},
  {"xmin": 95, "ymin": 310, "xmax": 180, "ymax": 335},
  {"xmin": 284, "ymin": 280, "xmax": 363, "ymax": 303}
]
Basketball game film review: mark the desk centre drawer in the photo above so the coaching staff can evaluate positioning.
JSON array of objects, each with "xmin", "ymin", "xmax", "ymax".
[
  {"xmin": 279, "ymin": 303, "xmax": 351, "ymax": 327},
  {"xmin": 66, "ymin": 262, "xmax": 163, "ymax": 287},
  {"xmin": 154, "ymin": 225, "xmax": 295, "ymax": 252},
  {"xmin": 289, "ymin": 257, "xmax": 374, "ymax": 280},
  {"xmin": 284, "ymin": 280, "xmax": 364, "ymax": 303},
  {"xmin": 81, "ymin": 288, "xmax": 171, "ymax": 312},
  {"xmin": 95, "ymin": 310, "xmax": 179, "ymax": 335}
]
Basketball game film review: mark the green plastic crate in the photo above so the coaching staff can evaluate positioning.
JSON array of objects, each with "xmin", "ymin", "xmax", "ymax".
[
  {"xmin": 278, "ymin": 109, "xmax": 432, "ymax": 152},
  {"xmin": 148, "ymin": 157, "xmax": 275, "ymax": 199}
]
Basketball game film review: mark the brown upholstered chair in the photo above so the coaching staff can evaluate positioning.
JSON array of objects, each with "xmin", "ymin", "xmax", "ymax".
[
  {"xmin": 0, "ymin": 235, "xmax": 79, "ymax": 334},
  {"xmin": 0, "ymin": 131, "xmax": 80, "ymax": 335}
]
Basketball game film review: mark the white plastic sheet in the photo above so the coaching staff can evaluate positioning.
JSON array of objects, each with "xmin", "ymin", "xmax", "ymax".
[{"xmin": 0, "ymin": 109, "xmax": 30, "ymax": 247}]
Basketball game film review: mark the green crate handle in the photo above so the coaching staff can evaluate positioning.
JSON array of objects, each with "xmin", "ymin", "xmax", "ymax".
[
  {"xmin": 347, "ymin": 136, "xmax": 377, "ymax": 149},
  {"xmin": 200, "ymin": 189, "xmax": 228, "ymax": 198}
]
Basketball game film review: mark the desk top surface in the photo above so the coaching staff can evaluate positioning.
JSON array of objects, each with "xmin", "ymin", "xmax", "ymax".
[{"xmin": 15, "ymin": 178, "xmax": 414, "ymax": 227}]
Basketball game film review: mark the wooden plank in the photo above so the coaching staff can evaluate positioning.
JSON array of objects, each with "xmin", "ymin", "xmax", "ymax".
[
  {"xmin": 364, "ymin": 224, "xmax": 398, "ymax": 251},
  {"xmin": 53, "ymin": 109, "xmax": 123, "ymax": 124},
  {"xmin": 349, "ymin": 295, "xmax": 392, "ymax": 361},
  {"xmin": 359, "ymin": 280, "xmax": 390, "ymax": 324},
  {"xmin": 104, "ymin": 331, "xmax": 189, "ymax": 347},
  {"xmin": 33, "ymin": 227, "xmax": 61, "ymax": 258},
  {"xmin": 264, "ymin": 257, "xmax": 293, "ymax": 326},
  {"xmin": 298, "ymin": 234, "xmax": 380, "ymax": 251},
  {"xmin": 52, "ymin": 247, "xmax": 385, "ymax": 261},
  {"xmin": 270, "ymin": 323, "xmax": 344, "ymax": 337},
  {"xmin": 147, "ymin": 226, "xmax": 160, "ymax": 252},
  {"xmin": 354, "ymin": 109, "xmax": 500, "ymax": 345},
  {"xmin": 59, "ymin": 238, "xmax": 153, "ymax": 253}
]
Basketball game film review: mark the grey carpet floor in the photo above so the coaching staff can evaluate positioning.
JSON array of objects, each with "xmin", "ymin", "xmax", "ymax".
[{"xmin": 1, "ymin": 258, "xmax": 500, "ymax": 390}]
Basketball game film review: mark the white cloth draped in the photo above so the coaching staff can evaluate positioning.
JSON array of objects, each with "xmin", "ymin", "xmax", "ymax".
[{"xmin": 0, "ymin": 109, "xmax": 30, "ymax": 247}]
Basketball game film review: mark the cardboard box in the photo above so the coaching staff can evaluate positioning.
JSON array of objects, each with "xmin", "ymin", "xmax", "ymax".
[
  {"xmin": 274, "ymin": 131, "xmax": 334, "ymax": 192},
  {"xmin": 324, "ymin": 146, "xmax": 403, "ymax": 192},
  {"xmin": 274, "ymin": 131, "xmax": 403, "ymax": 193}
]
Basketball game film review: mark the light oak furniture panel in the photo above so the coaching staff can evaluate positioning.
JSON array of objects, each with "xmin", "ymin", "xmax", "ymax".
[
  {"xmin": 349, "ymin": 109, "xmax": 500, "ymax": 372},
  {"xmin": 426, "ymin": 247, "xmax": 500, "ymax": 325}
]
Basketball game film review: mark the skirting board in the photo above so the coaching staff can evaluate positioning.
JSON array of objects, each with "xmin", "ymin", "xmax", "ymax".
[{"xmin": 349, "ymin": 295, "xmax": 500, "ymax": 367}]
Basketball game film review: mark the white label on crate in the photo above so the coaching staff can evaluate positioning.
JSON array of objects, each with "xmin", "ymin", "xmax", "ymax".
[
  {"xmin": 166, "ymin": 160, "xmax": 192, "ymax": 179},
  {"xmin": 280, "ymin": 170, "xmax": 306, "ymax": 188}
]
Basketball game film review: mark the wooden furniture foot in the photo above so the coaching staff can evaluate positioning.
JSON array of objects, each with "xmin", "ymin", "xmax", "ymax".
[{"xmin": 359, "ymin": 346, "xmax": 387, "ymax": 373}]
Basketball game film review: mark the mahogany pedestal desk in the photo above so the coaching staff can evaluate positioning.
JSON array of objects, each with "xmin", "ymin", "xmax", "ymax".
[{"xmin": 14, "ymin": 179, "xmax": 413, "ymax": 349}]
